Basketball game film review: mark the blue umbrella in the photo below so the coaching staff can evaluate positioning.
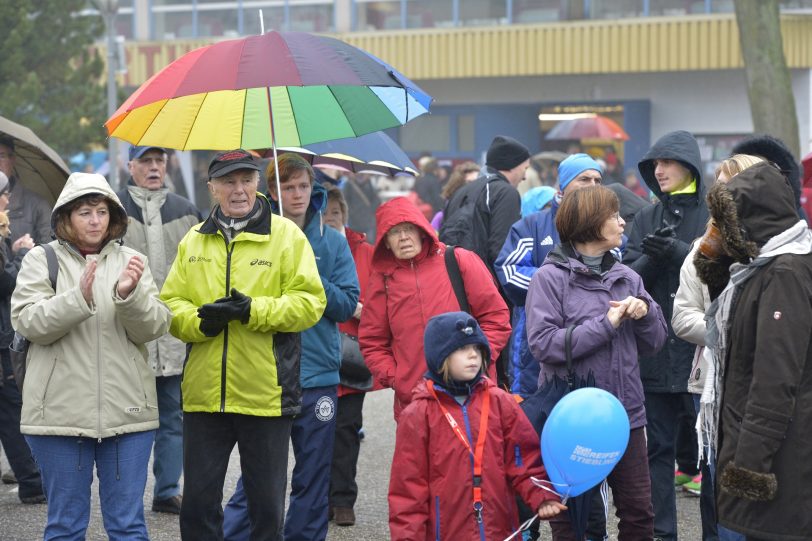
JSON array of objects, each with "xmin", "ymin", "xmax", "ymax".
[{"xmin": 276, "ymin": 131, "xmax": 418, "ymax": 177}]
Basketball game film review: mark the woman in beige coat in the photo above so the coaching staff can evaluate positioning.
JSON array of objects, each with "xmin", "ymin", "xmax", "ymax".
[{"xmin": 10, "ymin": 172, "xmax": 171, "ymax": 541}]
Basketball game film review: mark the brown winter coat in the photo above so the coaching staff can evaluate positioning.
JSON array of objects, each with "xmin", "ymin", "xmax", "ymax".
[{"xmin": 707, "ymin": 162, "xmax": 812, "ymax": 540}]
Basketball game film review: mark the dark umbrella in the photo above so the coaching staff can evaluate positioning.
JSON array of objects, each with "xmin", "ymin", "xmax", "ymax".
[
  {"xmin": 276, "ymin": 131, "xmax": 418, "ymax": 177},
  {"xmin": 0, "ymin": 115, "xmax": 70, "ymax": 204}
]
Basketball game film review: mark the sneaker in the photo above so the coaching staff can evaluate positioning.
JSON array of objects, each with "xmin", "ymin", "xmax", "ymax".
[
  {"xmin": 333, "ymin": 507, "xmax": 356, "ymax": 526},
  {"xmin": 152, "ymin": 495, "xmax": 182, "ymax": 514},
  {"xmin": 683, "ymin": 474, "xmax": 702, "ymax": 496},
  {"xmin": 674, "ymin": 469, "xmax": 693, "ymax": 487},
  {"xmin": 20, "ymin": 493, "xmax": 46, "ymax": 504},
  {"xmin": 2, "ymin": 470, "xmax": 17, "ymax": 484}
]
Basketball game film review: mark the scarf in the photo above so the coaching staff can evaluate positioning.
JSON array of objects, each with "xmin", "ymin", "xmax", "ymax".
[
  {"xmin": 699, "ymin": 220, "xmax": 812, "ymax": 461},
  {"xmin": 214, "ymin": 199, "xmax": 263, "ymax": 243}
]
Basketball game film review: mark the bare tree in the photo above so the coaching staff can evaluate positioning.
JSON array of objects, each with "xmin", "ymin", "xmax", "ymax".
[{"xmin": 734, "ymin": 0, "xmax": 800, "ymax": 157}]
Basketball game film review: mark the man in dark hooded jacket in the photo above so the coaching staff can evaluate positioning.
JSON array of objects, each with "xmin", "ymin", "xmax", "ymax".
[{"xmin": 624, "ymin": 130, "xmax": 708, "ymax": 541}]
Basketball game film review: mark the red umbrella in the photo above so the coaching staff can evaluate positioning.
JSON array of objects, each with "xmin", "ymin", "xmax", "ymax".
[{"xmin": 545, "ymin": 115, "xmax": 629, "ymax": 141}]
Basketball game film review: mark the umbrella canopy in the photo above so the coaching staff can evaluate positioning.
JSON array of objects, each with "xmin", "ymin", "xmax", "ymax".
[
  {"xmin": 532, "ymin": 150, "xmax": 568, "ymax": 163},
  {"xmin": 546, "ymin": 115, "xmax": 629, "ymax": 141},
  {"xmin": 105, "ymin": 31, "xmax": 432, "ymax": 151},
  {"xmin": 0, "ymin": 115, "xmax": 70, "ymax": 204},
  {"xmin": 276, "ymin": 131, "xmax": 418, "ymax": 177}
]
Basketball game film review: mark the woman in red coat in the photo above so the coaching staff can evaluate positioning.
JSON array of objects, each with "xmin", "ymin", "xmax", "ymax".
[
  {"xmin": 359, "ymin": 196, "xmax": 511, "ymax": 421},
  {"xmin": 389, "ymin": 312, "xmax": 565, "ymax": 540}
]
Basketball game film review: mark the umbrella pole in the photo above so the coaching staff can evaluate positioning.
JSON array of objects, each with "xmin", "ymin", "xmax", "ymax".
[
  {"xmin": 271, "ymin": 138, "xmax": 283, "ymax": 218},
  {"xmin": 266, "ymin": 86, "xmax": 284, "ymax": 217}
]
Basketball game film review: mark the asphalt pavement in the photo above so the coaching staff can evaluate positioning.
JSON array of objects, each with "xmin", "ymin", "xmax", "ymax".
[{"xmin": 0, "ymin": 388, "xmax": 702, "ymax": 540}]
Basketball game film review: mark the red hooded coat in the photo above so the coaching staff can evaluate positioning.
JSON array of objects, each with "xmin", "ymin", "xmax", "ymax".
[
  {"xmin": 359, "ymin": 197, "xmax": 511, "ymax": 420},
  {"xmin": 389, "ymin": 378, "xmax": 558, "ymax": 540}
]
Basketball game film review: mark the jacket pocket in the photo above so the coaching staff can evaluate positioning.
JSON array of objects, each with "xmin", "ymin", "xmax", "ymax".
[
  {"xmin": 38, "ymin": 355, "xmax": 58, "ymax": 418},
  {"xmin": 128, "ymin": 350, "xmax": 157, "ymax": 410}
]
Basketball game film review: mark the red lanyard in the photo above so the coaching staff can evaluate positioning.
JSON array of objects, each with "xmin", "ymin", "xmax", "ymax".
[{"xmin": 426, "ymin": 379, "xmax": 491, "ymax": 523}]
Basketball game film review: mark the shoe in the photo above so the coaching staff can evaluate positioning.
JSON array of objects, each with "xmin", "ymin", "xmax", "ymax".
[
  {"xmin": 358, "ymin": 427, "xmax": 365, "ymax": 441},
  {"xmin": 152, "ymin": 495, "xmax": 182, "ymax": 514},
  {"xmin": 683, "ymin": 474, "xmax": 702, "ymax": 496},
  {"xmin": 333, "ymin": 506, "xmax": 356, "ymax": 526},
  {"xmin": 20, "ymin": 493, "xmax": 46, "ymax": 504},
  {"xmin": 674, "ymin": 469, "xmax": 693, "ymax": 486},
  {"xmin": 2, "ymin": 470, "xmax": 17, "ymax": 484}
]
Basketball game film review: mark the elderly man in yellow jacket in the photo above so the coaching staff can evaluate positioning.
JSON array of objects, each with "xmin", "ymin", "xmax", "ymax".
[{"xmin": 160, "ymin": 149, "xmax": 326, "ymax": 540}]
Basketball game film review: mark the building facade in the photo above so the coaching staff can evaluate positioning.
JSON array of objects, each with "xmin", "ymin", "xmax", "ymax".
[{"xmin": 103, "ymin": 1, "xmax": 812, "ymax": 184}]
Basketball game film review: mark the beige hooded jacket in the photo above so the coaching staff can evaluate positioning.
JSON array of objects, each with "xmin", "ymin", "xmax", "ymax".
[
  {"xmin": 10, "ymin": 173, "xmax": 172, "ymax": 439},
  {"xmin": 672, "ymin": 241, "xmax": 712, "ymax": 395}
]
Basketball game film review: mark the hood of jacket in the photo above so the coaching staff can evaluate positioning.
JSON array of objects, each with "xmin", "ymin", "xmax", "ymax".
[
  {"xmin": 638, "ymin": 130, "xmax": 704, "ymax": 200},
  {"xmin": 708, "ymin": 161, "xmax": 799, "ymax": 249},
  {"xmin": 51, "ymin": 172, "xmax": 129, "ymax": 241},
  {"xmin": 372, "ymin": 196, "xmax": 441, "ymax": 272}
]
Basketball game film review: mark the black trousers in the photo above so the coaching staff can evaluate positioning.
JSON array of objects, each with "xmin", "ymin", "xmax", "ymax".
[
  {"xmin": 329, "ymin": 392, "xmax": 365, "ymax": 509},
  {"xmin": 0, "ymin": 353, "xmax": 42, "ymax": 500},
  {"xmin": 181, "ymin": 412, "xmax": 293, "ymax": 541}
]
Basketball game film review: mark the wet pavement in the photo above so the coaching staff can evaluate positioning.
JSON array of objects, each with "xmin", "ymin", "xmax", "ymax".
[{"xmin": 0, "ymin": 388, "xmax": 702, "ymax": 540}]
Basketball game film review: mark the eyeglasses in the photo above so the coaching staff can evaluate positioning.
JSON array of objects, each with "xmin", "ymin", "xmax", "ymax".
[{"xmin": 387, "ymin": 223, "xmax": 418, "ymax": 237}]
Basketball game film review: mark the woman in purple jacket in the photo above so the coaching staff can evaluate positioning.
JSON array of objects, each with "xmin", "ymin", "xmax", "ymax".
[{"xmin": 525, "ymin": 185, "xmax": 667, "ymax": 541}]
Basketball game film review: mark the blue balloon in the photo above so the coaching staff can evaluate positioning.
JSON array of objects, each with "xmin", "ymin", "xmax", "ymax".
[{"xmin": 540, "ymin": 388, "xmax": 630, "ymax": 498}]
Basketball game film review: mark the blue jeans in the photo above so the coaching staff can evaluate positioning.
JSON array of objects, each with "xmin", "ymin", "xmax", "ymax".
[
  {"xmin": 26, "ymin": 431, "xmax": 155, "ymax": 541},
  {"xmin": 153, "ymin": 374, "xmax": 183, "ymax": 500}
]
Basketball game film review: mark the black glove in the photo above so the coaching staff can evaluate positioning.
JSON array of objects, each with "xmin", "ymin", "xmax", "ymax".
[
  {"xmin": 199, "ymin": 317, "xmax": 227, "ymax": 337},
  {"xmin": 641, "ymin": 233, "xmax": 690, "ymax": 266},
  {"xmin": 197, "ymin": 288, "xmax": 252, "ymax": 324}
]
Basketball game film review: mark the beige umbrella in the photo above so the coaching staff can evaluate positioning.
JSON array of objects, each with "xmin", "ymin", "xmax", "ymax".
[{"xmin": 0, "ymin": 115, "xmax": 70, "ymax": 204}]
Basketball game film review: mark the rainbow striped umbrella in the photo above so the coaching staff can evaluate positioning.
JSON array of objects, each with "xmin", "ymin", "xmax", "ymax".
[{"xmin": 105, "ymin": 31, "xmax": 432, "ymax": 151}]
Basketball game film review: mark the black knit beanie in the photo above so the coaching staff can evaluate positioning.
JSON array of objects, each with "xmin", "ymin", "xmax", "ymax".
[{"xmin": 486, "ymin": 135, "xmax": 531, "ymax": 171}]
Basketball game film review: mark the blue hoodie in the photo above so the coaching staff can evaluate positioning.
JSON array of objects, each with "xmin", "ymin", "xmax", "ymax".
[{"xmin": 272, "ymin": 182, "xmax": 360, "ymax": 388}]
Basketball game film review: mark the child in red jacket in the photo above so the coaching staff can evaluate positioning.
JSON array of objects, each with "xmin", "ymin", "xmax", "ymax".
[{"xmin": 389, "ymin": 311, "xmax": 566, "ymax": 540}]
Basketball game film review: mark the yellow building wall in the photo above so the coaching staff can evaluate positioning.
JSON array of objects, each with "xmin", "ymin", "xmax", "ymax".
[{"xmin": 118, "ymin": 14, "xmax": 812, "ymax": 88}]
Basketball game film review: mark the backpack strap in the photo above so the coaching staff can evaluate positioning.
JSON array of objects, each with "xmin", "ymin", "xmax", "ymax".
[
  {"xmin": 444, "ymin": 246, "xmax": 470, "ymax": 313},
  {"xmin": 41, "ymin": 244, "xmax": 58, "ymax": 291}
]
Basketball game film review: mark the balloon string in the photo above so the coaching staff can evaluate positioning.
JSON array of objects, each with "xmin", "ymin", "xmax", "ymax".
[
  {"xmin": 502, "ymin": 515, "xmax": 538, "ymax": 541},
  {"xmin": 530, "ymin": 476, "xmax": 570, "ymax": 504}
]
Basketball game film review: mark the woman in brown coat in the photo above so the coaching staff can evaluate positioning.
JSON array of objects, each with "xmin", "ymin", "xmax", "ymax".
[{"xmin": 696, "ymin": 160, "xmax": 812, "ymax": 540}]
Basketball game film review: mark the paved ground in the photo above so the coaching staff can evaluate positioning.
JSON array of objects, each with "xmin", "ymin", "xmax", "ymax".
[{"xmin": 0, "ymin": 388, "xmax": 702, "ymax": 540}]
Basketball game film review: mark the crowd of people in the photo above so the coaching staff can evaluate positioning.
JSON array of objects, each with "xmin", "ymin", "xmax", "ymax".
[{"xmin": 0, "ymin": 126, "xmax": 809, "ymax": 541}]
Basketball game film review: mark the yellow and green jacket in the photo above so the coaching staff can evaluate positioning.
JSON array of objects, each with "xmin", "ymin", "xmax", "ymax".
[{"xmin": 160, "ymin": 195, "xmax": 326, "ymax": 417}]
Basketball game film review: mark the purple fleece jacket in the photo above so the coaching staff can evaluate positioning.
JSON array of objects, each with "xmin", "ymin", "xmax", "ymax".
[{"xmin": 525, "ymin": 245, "xmax": 667, "ymax": 429}]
